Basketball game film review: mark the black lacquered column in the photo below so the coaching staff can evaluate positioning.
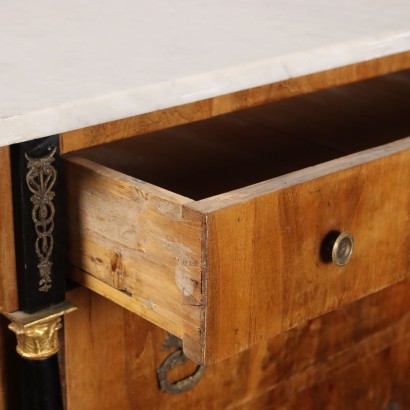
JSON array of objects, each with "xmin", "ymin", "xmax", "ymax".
[{"xmin": 5, "ymin": 135, "xmax": 76, "ymax": 410}]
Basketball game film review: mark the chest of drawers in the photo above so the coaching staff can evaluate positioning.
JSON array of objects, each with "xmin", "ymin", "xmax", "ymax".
[{"xmin": 1, "ymin": 2, "xmax": 410, "ymax": 408}]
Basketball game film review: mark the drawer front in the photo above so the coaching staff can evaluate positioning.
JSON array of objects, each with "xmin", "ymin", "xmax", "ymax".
[
  {"xmin": 65, "ymin": 139, "xmax": 409, "ymax": 365},
  {"xmin": 200, "ymin": 143, "xmax": 409, "ymax": 363}
]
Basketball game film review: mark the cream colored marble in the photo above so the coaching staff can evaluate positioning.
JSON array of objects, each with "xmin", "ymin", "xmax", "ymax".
[{"xmin": 0, "ymin": 0, "xmax": 409, "ymax": 146}]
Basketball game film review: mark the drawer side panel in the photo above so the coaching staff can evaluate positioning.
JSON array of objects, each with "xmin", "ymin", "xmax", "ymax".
[{"xmin": 64, "ymin": 157, "xmax": 205, "ymax": 358}]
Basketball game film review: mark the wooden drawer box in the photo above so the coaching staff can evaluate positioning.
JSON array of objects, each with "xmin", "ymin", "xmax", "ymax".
[{"xmin": 64, "ymin": 71, "xmax": 410, "ymax": 365}]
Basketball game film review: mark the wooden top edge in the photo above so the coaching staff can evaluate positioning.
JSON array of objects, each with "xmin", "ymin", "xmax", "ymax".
[
  {"xmin": 190, "ymin": 137, "xmax": 410, "ymax": 214},
  {"xmin": 63, "ymin": 155, "xmax": 194, "ymax": 205}
]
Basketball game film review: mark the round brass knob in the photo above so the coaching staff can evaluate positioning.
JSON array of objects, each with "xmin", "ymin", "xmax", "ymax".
[{"xmin": 332, "ymin": 232, "xmax": 354, "ymax": 266}]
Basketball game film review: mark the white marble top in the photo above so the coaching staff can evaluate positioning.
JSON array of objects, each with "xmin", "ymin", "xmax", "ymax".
[{"xmin": 1, "ymin": 0, "xmax": 410, "ymax": 147}]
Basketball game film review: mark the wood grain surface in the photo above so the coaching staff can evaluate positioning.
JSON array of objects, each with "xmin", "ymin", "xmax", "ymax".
[
  {"xmin": 66, "ymin": 140, "xmax": 410, "ymax": 364},
  {"xmin": 64, "ymin": 280, "xmax": 410, "ymax": 410},
  {"xmin": 0, "ymin": 146, "xmax": 18, "ymax": 312},
  {"xmin": 60, "ymin": 51, "xmax": 410, "ymax": 154},
  {"xmin": 65, "ymin": 70, "xmax": 410, "ymax": 364},
  {"xmin": 202, "ymin": 144, "xmax": 409, "ymax": 363},
  {"xmin": 64, "ymin": 156, "xmax": 206, "ymax": 362},
  {"xmin": 238, "ymin": 339, "xmax": 410, "ymax": 410}
]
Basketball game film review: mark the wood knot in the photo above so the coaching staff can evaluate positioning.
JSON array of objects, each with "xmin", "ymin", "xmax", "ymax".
[{"xmin": 110, "ymin": 251, "xmax": 124, "ymax": 289}]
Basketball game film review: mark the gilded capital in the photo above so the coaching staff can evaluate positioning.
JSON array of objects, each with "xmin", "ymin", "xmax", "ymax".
[
  {"xmin": 4, "ymin": 300, "xmax": 77, "ymax": 360},
  {"xmin": 9, "ymin": 317, "xmax": 62, "ymax": 360}
]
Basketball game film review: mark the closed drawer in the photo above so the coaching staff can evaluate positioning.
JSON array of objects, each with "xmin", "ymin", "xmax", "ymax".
[{"xmin": 64, "ymin": 71, "xmax": 410, "ymax": 364}]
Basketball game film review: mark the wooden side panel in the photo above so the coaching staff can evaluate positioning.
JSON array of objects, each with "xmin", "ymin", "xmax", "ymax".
[
  {"xmin": 0, "ymin": 146, "xmax": 18, "ymax": 312},
  {"xmin": 64, "ymin": 280, "xmax": 410, "ymax": 410},
  {"xmin": 64, "ymin": 156, "xmax": 205, "ymax": 361},
  {"xmin": 204, "ymin": 148, "xmax": 410, "ymax": 363},
  {"xmin": 60, "ymin": 52, "xmax": 410, "ymax": 153}
]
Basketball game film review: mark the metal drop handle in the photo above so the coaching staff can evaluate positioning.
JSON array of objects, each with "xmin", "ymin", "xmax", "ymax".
[
  {"xmin": 332, "ymin": 232, "xmax": 354, "ymax": 266},
  {"xmin": 157, "ymin": 334, "xmax": 206, "ymax": 394}
]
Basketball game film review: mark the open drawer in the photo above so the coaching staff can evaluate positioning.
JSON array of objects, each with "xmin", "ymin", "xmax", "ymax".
[{"xmin": 64, "ymin": 71, "xmax": 410, "ymax": 365}]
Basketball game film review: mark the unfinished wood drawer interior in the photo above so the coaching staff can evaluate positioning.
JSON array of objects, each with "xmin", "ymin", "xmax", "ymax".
[{"xmin": 64, "ymin": 70, "xmax": 410, "ymax": 365}]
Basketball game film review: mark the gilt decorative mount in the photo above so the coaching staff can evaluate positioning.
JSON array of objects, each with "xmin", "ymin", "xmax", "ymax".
[
  {"xmin": 9, "ymin": 317, "xmax": 62, "ymax": 360},
  {"xmin": 25, "ymin": 147, "xmax": 57, "ymax": 292},
  {"xmin": 5, "ymin": 301, "xmax": 77, "ymax": 360}
]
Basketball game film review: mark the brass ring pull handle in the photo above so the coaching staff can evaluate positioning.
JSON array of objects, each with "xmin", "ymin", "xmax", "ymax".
[
  {"xmin": 157, "ymin": 334, "xmax": 206, "ymax": 394},
  {"xmin": 332, "ymin": 232, "xmax": 354, "ymax": 266}
]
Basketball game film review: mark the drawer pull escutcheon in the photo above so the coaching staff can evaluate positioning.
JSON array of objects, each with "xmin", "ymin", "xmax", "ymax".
[{"xmin": 332, "ymin": 232, "xmax": 354, "ymax": 266}]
